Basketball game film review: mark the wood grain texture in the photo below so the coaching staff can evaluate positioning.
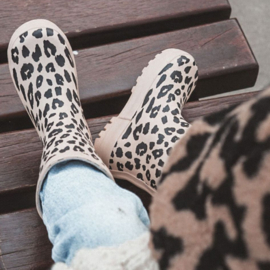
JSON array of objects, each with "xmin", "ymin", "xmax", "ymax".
[
  {"xmin": 0, "ymin": 19, "xmax": 258, "ymax": 129},
  {"xmin": 0, "ymin": 91, "xmax": 260, "ymax": 270},
  {"xmin": 0, "ymin": 208, "xmax": 53, "ymax": 270},
  {"xmin": 0, "ymin": 91, "xmax": 259, "ymax": 204},
  {"xmin": 0, "ymin": 0, "xmax": 231, "ymax": 63}
]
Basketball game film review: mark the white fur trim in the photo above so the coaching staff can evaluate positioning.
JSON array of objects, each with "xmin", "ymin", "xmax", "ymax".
[{"xmin": 52, "ymin": 232, "xmax": 159, "ymax": 270}]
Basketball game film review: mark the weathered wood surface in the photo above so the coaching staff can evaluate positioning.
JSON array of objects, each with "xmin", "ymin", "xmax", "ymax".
[
  {"xmin": 0, "ymin": 91, "xmax": 259, "ymax": 212},
  {"xmin": 0, "ymin": 0, "xmax": 231, "ymax": 63},
  {"xmin": 0, "ymin": 208, "xmax": 53, "ymax": 270},
  {"xmin": 0, "ymin": 19, "xmax": 258, "ymax": 129}
]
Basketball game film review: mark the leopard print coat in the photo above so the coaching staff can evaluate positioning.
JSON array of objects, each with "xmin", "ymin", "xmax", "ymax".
[{"xmin": 150, "ymin": 86, "xmax": 270, "ymax": 270}]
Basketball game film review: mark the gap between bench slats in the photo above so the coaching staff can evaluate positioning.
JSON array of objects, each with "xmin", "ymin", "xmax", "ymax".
[
  {"xmin": 0, "ymin": 0, "xmax": 231, "ymax": 64},
  {"xmin": 0, "ymin": 19, "xmax": 258, "ymax": 133}
]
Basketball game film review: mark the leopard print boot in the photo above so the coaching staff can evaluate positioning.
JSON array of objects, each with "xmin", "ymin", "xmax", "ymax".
[
  {"xmin": 7, "ymin": 19, "xmax": 114, "ymax": 218},
  {"xmin": 95, "ymin": 49, "xmax": 198, "ymax": 194}
]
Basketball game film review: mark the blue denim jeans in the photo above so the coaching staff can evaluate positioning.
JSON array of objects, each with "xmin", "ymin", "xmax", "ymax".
[{"xmin": 39, "ymin": 160, "xmax": 150, "ymax": 265}]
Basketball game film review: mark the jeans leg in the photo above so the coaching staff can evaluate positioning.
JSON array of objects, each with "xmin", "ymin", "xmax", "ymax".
[{"xmin": 39, "ymin": 160, "xmax": 150, "ymax": 265}]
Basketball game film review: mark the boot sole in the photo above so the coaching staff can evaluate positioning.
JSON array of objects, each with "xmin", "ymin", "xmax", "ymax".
[{"xmin": 95, "ymin": 48, "xmax": 194, "ymax": 195}]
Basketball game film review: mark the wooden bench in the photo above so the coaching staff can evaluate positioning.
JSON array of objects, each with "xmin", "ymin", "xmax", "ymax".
[{"xmin": 0, "ymin": 0, "xmax": 259, "ymax": 269}]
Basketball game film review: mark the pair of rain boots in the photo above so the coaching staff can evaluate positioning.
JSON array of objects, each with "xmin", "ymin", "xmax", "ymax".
[{"xmin": 8, "ymin": 19, "xmax": 198, "ymax": 217}]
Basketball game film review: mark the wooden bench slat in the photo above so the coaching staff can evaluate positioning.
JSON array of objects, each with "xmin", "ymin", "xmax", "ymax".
[
  {"xmin": 0, "ymin": 208, "xmax": 53, "ymax": 270},
  {"xmin": 0, "ymin": 0, "xmax": 231, "ymax": 63},
  {"xmin": 0, "ymin": 19, "xmax": 258, "ymax": 131},
  {"xmin": 0, "ymin": 91, "xmax": 258, "ymax": 200}
]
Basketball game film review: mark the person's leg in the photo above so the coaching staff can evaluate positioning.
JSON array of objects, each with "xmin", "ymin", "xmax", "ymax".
[
  {"xmin": 7, "ymin": 19, "xmax": 151, "ymax": 267},
  {"xmin": 40, "ymin": 160, "xmax": 150, "ymax": 265}
]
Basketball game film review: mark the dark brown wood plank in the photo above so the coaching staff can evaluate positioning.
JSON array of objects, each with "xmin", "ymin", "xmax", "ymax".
[
  {"xmin": 0, "ymin": 208, "xmax": 53, "ymax": 270},
  {"xmin": 0, "ymin": 0, "xmax": 231, "ymax": 63},
  {"xmin": 0, "ymin": 91, "xmax": 259, "ymax": 203},
  {"xmin": 0, "ymin": 19, "xmax": 258, "ymax": 131}
]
